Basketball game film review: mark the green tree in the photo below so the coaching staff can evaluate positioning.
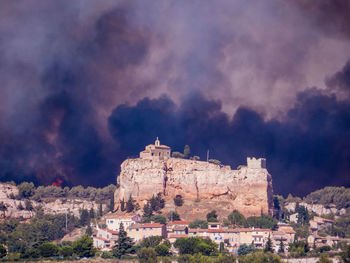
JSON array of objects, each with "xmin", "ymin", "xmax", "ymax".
[
  {"xmin": 72, "ymin": 234, "xmax": 95, "ymax": 258},
  {"xmin": 86, "ymin": 225, "xmax": 93, "ymax": 236},
  {"xmin": 17, "ymin": 182, "xmax": 35, "ymax": 198},
  {"xmin": 167, "ymin": 211, "xmax": 180, "ymax": 221},
  {"xmin": 59, "ymin": 246, "xmax": 73, "ymax": 257},
  {"xmin": 143, "ymin": 203, "xmax": 153, "ymax": 221},
  {"xmin": 341, "ymin": 244, "xmax": 350, "ymax": 263},
  {"xmin": 174, "ymin": 195, "xmax": 184, "ymax": 206},
  {"xmin": 155, "ymin": 244, "xmax": 169, "ymax": 256},
  {"xmin": 89, "ymin": 207, "xmax": 95, "ymax": 219},
  {"xmin": 79, "ymin": 209, "xmax": 90, "ymax": 226},
  {"xmin": 24, "ymin": 200, "xmax": 33, "ymax": 211},
  {"xmin": 295, "ymin": 203, "xmax": 310, "ymax": 225},
  {"xmin": 109, "ymin": 194, "xmax": 114, "ymax": 212},
  {"xmin": 98, "ymin": 203, "xmax": 103, "ymax": 217},
  {"xmin": 246, "ymin": 215, "xmax": 277, "ymax": 229},
  {"xmin": 174, "ymin": 237, "xmax": 217, "ymax": 256},
  {"xmin": 120, "ymin": 199, "xmax": 126, "ymax": 212},
  {"xmin": 0, "ymin": 244, "xmax": 6, "ymax": 258},
  {"xmin": 0, "ymin": 202, "xmax": 7, "ymax": 217},
  {"xmin": 139, "ymin": 236, "xmax": 164, "ymax": 248},
  {"xmin": 184, "ymin": 145, "xmax": 191, "ymax": 159},
  {"xmin": 126, "ymin": 195, "xmax": 135, "ymax": 213},
  {"xmin": 189, "ymin": 219, "xmax": 208, "ymax": 229},
  {"xmin": 264, "ymin": 235, "xmax": 273, "ymax": 253},
  {"xmin": 237, "ymin": 244, "xmax": 255, "ymax": 256},
  {"xmin": 317, "ymin": 253, "xmax": 332, "ymax": 263},
  {"xmin": 38, "ymin": 242, "xmax": 59, "ymax": 257},
  {"xmin": 17, "ymin": 202, "xmax": 24, "ymax": 210},
  {"xmin": 207, "ymin": 210, "xmax": 218, "ymax": 222},
  {"xmin": 113, "ymin": 223, "xmax": 135, "ymax": 258},
  {"xmin": 227, "ymin": 210, "xmax": 248, "ymax": 227},
  {"xmin": 289, "ymin": 241, "xmax": 310, "ymax": 257},
  {"xmin": 138, "ymin": 247, "xmax": 157, "ymax": 263},
  {"xmin": 278, "ymin": 239, "xmax": 284, "ymax": 253},
  {"xmin": 150, "ymin": 215, "xmax": 167, "ymax": 224},
  {"xmin": 238, "ymin": 251, "xmax": 282, "ymax": 263}
]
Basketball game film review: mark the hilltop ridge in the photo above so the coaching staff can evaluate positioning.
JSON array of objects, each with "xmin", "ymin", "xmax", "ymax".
[{"xmin": 114, "ymin": 139, "xmax": 274, "ymax": 219}]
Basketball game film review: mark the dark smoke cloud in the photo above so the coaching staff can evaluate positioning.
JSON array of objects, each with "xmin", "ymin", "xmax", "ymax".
[
  {"xmin": 109, "ymin": 87, "xmax": 350, "ymax": 197},
  {"xmin": 294, "ymin": 0, "xmax": 350, "ymax": 39},
  {"xmin": 0, "ymin": 1, "xmax": 349, "ymax": 195}
]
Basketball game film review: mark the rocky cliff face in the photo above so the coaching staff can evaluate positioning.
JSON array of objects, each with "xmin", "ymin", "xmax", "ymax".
[
  {"xmin": 115, "ymin": 158, "xmax": 274, "ymax": 218},
  {"xmin": 0, "ymin": 183, "xmax": 105, "ymax": 219}
]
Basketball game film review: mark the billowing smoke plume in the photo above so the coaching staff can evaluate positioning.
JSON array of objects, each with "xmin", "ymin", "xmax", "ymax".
[{"xmin": 0, "ymin": 0, "xmax": 349, "ymax": 195}]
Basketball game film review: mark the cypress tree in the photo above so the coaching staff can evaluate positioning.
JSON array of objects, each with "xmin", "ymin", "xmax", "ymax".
[
  {"xmin": 126, "ymin": 195, "xmax": 135, "ymax": 213},
  {"xmin": 98, "ymin": 203, "xmax": 103, "ymax": 217},
  {"xmin": 109, "ymin": 194, "xmax": 114, "ymax": 212},
  {"xmin": 89, "ymin": 208, "xmax": 95, "ymax": 219},
  {"xmin": 278, "ymin": 239, "xmax": 284, "ymax": 253},
  {"xmin": 143, "ymin": 203, "xmax": 153, "ymax": 220},
  {"xmin": 113, "ymin": 223, "xmax": 135, "ymax": 258},
  {"xmin": 120, "ymin": 199, "xmax": 126, "ymax": 212},
  {"xmin": 264, "ymin": 235, "xmax": 273, "ymax": 253}
]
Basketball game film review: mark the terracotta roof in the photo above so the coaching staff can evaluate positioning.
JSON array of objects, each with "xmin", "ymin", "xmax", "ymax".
[
  {"xmin": 129, "ymin": 223, "xmax": 164, "ymax": 229},
  {"xmin": 252, "ymin": 228, "xmax": 272, "ymax": 232},
  {"xmin": 107, "ymin": 229, "xmax": 119, "ymax": 235},
  {"xmin": 173, "ymin": 225, "xmax": 188, "ymax": 231},
  {"xmin": 94, "ymin": 236, "xmax": 110, "ymax": 242}
]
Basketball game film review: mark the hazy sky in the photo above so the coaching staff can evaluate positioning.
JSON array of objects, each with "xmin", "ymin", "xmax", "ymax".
[{"xmin": 0, "ymin": 0, "xmax": 349, "ymax": 196}]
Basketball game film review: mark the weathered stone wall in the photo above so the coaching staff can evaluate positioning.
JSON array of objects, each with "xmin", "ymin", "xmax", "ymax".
[{"xmin": 115, "ymin": 158, "xmax": 274, "ymax": 217}]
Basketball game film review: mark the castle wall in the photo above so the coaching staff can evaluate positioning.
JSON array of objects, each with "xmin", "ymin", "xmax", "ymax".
[
  {"xmin": 115, "ymin": 157, "xmax": 274, "ymax": 217},
  {"xmin": 247, "ymin": 157, "xmax": 266, "ymax": 169}
]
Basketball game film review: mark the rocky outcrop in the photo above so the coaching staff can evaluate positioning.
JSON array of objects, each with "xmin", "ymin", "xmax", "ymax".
[
  {"xmin": 0, "ymin": 183, "xmax": 106, "ymax": 219},
  {"xmin": 115, "ymin": 157, "xmax": 274, "ymax": 218},
  {"xmin": 285, "ymin": 202, "xmax": 347, "ymax": 216}
]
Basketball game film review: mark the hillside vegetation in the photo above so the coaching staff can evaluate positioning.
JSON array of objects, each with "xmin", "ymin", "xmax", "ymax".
[{"xmin": 303, "ymin": 187, "xmax": 350, "ymax": 209}]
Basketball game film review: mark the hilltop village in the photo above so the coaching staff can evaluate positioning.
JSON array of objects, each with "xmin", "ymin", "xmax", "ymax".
[
  {"xmin": 0, "ymin": 139, "xmax": 348, "ymax": 261},
  {"xmin": 93, "ymin": 139, "xmax": 350, "ymax": 255}
]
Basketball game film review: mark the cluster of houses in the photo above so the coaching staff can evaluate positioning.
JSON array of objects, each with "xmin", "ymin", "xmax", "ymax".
[
  {"xmin": 92, "ymin": 214, "xmax": 297, "ymax": 253},
  {"xmin": 306, "ymin": 216, "xmax": 350, "ymax": 248}
]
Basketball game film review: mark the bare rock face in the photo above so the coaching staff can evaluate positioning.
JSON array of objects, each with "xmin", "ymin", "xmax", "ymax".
[{"xmin": 115, "ymin": 157, "xmax": 274, "ymax": 218}]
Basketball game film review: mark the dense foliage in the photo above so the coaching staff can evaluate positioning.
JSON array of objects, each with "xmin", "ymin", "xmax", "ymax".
[
  {"xmin": 206, "ymin": 210, "xmax": 219, "ymax": 222},
  {"xmin": 189, "ymin": 219, "xmax": 208, "ymax": 229},
  {"xmin": 174, "ymin": 237, "xmax": 218, "ymax": 256},
  {"xmin": 238, "ymin": 251, "xmax": 282, "ymax": 263},
  {"xmin": 113, "ymin": 223, "xmax": 135, "ymax": 258},
  {"xmin": 174, "ymin": 195, "xmax": 184, "ymax": 206},
  {"xmin": 15, "ymin": 182, "xmax": 116, "ymax": 203},
  {"xmin": 237, "ymin": 244, "xmax": 255, "ymax": 256},
  {"xmin": 304, "ymin": 187, "xmax": 350, "ymax": 209},
  {"xmin": 0, "ymin": 211, "xmax": 81, "ymax": 254}
]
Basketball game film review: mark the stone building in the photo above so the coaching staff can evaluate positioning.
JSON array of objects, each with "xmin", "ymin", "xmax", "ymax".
[
  {"xmin": 247, "ymin": 157, "xmax": 266, "ymax": 169},
  {"xmin": 139, "ymin": 137, "xmax": 171, "ymax": 160}
]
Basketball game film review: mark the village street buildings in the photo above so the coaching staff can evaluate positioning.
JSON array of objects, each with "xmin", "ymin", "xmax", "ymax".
[{"xmin": 127, "ymin": 223, "xmax": 167, "ymax": 242}]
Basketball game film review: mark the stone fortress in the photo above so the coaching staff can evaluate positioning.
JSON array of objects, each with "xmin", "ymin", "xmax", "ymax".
[{"xmin": 115, "ymin": 138, "xmax": 274, "ymax": 219}]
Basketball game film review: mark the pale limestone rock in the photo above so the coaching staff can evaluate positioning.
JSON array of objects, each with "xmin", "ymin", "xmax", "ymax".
[
  {"xmin": 0, "ymin": 183, "xmax": 106, "ymax": 219},
  {"xmin": 115, "ymin": 157, "xmax": 274, "ymax": 217},
  {"xmin": 285, "ymin": 202, "xmax": 346, "ymax": 215}
]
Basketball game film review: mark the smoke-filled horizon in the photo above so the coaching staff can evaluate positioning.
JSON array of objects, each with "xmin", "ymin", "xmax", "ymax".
[{"xmin": 0, "ymin": 0, "xmax": 350, "ymax": 196}]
